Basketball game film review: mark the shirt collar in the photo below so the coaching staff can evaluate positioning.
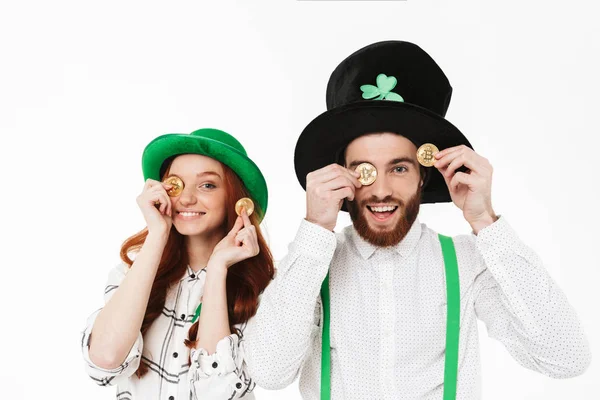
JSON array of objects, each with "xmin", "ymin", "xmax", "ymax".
[
  {"xmin": 180, "ymin": 265, "xmax": 205, "ymax": 281},
  {"xmin": 348, "ymin": 217, "xmax": 422, "ymax": 260}
]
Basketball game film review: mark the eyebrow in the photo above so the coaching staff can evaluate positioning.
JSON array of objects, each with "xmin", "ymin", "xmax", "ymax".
[
  {"xmin": 195, "ymin": 171, "xmax": 222, "ymax": 179},
  {"xmin": 347, "ymin": 157, "xmax": 417, "ymax": 169},
  {"xmin": 388, "ymin": 157, "xmax": 418, "ymax": 167}
]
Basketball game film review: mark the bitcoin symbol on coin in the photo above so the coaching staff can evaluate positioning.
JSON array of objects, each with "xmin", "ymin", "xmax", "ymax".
[
  {"xmin": 417, "ymin": 143, "xmax": 439, "ymax": 167},
  {"xmin": 355, "ymin": 163, "xmax": 377, "ymax": 185},
  {"xmin": 163, "ymin": 176, "xmax": 184, "ymax": 197}
]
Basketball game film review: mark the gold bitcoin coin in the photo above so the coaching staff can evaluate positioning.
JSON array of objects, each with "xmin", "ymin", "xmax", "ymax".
[
  {"xmin": 355, "ymin": 162, "xmax": 377, "ymax": 185},
  {"xmin": 417, "ymin": 143, "xmax": 439, "ymax": 167},
  {"xmin": 235, "ymin": 197, "xmax": 255, "ymax": 217},
  {"xmin": 163, "ymin": 175, "xmax": 184, "ymax": 197}
]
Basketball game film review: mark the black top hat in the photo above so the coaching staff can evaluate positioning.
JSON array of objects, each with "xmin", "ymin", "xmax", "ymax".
[{"xmin": 294, "ymin": 40, "xmax": 473, "ymax": 205}]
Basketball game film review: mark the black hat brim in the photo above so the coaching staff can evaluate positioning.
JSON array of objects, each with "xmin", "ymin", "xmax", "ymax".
[{"xmin": 294, "ymin": 100, "xmax": 473, "ymax": 207}]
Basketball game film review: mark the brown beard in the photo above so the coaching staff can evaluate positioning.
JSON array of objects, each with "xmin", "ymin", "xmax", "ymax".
[{"xmin": 347, "ymin": 187, "xmax": 422, "ymax": 247}]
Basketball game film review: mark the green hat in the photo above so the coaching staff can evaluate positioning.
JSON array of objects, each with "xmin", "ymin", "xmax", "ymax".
[{"xmin": 142, "ymin": 128, "xmax": 268, "ymax": 221}]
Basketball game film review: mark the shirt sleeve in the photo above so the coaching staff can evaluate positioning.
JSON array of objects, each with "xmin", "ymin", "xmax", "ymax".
[
  {"xmin": 471, "ymin": 216, "xmax": 591, "ymax": 378},
  {"xmin": 243, "ymin": 219, "xmax": 337, "ymax": 390},
  {"xmin": 80, "ymin": 263, "xmax": 143, "ymax": 386},
  {"xmin": 188, "ymin": 326, "xmax": 255, "ymax": 399}
]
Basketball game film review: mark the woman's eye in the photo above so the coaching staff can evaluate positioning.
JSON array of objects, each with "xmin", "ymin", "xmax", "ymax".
[
  {"xmin": 394, "ymin": 166, "xmax": 408, "ymax": 173},
  {"xmin": 199, "ymin": 183, "xmax": 216, "ymax": 189}
]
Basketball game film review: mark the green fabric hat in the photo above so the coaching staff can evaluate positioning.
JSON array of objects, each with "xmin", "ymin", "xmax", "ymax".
[{"xmin": 142, "ymin": 128, "xmax": 268, "ymax": 221}]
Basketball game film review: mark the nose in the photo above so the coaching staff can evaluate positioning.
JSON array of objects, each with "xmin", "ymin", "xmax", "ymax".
[
  {"xmin": 178, "ymin": 183, "xmax": 197, "ymax": 207},
  {"xmin": 368, "ymin": 173, "xmax": 393, "ymax": 200}
]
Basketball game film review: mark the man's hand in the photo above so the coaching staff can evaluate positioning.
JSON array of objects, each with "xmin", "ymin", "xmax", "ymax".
[
  {"xmin": 305, "ymin": 164, "xmax": 362, "ymax": 231},
  {"xmin": 434, "ymin": 145, "xmax": 498, "ymax": 233}
]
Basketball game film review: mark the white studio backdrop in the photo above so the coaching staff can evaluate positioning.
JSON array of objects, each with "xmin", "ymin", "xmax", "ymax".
[{"xmin": 0, "ymin": 0, "xmax": 598, "ymax": 399}]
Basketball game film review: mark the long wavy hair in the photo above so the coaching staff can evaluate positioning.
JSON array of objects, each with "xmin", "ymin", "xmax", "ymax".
[{"xmin": 119, "ymin": 158, "xmax": 274, "ymax": 378}]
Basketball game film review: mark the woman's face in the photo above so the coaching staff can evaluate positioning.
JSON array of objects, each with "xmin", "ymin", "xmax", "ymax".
[{"xmin": 166, "ymin": 154, "xmax": 228, "ymax": 238}]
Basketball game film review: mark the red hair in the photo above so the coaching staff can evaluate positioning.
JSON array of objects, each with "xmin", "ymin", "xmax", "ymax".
[{"xmin": 119, "ymin": 160, "xmax": 274, "ymax": 378}]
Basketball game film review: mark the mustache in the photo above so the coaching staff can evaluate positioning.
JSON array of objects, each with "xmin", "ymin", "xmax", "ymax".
[{"xmin": 354, "ymin": 195, "xmax": 404, "ymax": 208}]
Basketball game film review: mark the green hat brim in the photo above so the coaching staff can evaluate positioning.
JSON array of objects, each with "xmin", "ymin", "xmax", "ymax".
[{"xmin": 142, "ymin": 134, "xmax": 268, "ymax": 221}]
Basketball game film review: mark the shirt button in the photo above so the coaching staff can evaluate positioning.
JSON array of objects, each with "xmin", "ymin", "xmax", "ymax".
[
  {"xmin": 180, "ymin": 314, "xmax": 186, "ymax": 320},
  {"xmin": 191, "ymin": 274, "xmax": 196, "ymax": 279},
  {"xmin": 212, "ymin": 361, "xmax": 218, "ymax": 368},
  {"xmin": 173, "ymin": 352, "xmax": 178, "ymax": 358},
  {"xmin": 169, "ymin": 397, "xmax": 174, "ymax": 400},
  {"xmin": 236, "ymin": 382, "xmax": 242, "ymax": 389}
]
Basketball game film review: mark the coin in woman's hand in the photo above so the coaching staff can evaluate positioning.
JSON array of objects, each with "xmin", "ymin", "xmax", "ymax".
[
  {"xmin": 163, "ymin": 175, "xmax": 184, "ymax": 197},
  {"xmin": 235, "ymin": 197, "xmax": 254, "ymax": 217}
]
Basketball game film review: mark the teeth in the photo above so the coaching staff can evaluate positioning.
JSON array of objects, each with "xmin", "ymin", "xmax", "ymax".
[
  {"xmin": 370, "ymin": 206, "xmax": 397, "ymax": 213},
  {"xmin": 180, "ymin": 212, "xmax": 201, "ymax": 216}
]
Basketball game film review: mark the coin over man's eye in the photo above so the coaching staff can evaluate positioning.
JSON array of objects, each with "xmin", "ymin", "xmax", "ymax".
[{"xmin": 355, "ymin": 162, "xmax": 377, "ymax": 186}]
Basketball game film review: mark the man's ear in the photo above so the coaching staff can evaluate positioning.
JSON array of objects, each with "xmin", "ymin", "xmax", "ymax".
[{"xmin": 419, "ymin": 166, "xmax": 428, "ymax": 188}]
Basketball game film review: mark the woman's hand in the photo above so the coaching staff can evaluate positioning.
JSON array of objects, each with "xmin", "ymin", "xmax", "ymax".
[
  {"xmin": 136, "ymin": 179, "xmax": 173, "ymax": 238},
  {"xmin": 208, "ymin": 209, "xmax": 259, "ymax": 272}
]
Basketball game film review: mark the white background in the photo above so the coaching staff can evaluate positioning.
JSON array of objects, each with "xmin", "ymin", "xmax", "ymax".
[{"xmin": 0, "ymin": 0, "xmax": 598, "ymax": 399}]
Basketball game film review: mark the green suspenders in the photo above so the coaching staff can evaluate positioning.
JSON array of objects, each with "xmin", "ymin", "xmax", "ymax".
[
  {"xmin": 319, "ymin": 234, "xmax": 460, "ymax": 400},
  {"xmin": 439, "ymin": 234, "xmax": 460, "ymax": 399}
]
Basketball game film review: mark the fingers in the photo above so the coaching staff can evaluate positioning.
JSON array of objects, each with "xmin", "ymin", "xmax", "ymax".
[
  {"xmin": 434, "ymin": 146, "xmax": 490, "ymax": 179},
  {"xmin": 333, "ymin": 186, "xmax": 355, "ymax": 202},
  {"xmin": 144, "ymin": 178, "xmax": 159, "ymax": 189},
  {"xmin": 449, "ymin": 171, "xmax": 475, "ymax": 192},
  {"xmin": 145, "ymin": 178, "xmax": 168, "ymax": 189},
  {"xmin": 142, "ymin": 179, "xmax": 174, "ymax": 216},
  {"xmin": 307, "ymin": 164, "xmax": 361, "ymax": 189},
  {"xmin": 307, "ymin": 164, "xmax": 360, "ymax": 202},
  {"xmin": 321, "ymin": 175, "xmax": 361, "ymax": 192},
  {"xmin": 235, "ymin": 225, "xmax": 259, "ymax": 256},
  {"xmin": 155, "ymin": 192, "xmax": 171, "ymax": 216},
  {"xmin": 434, "ymin": 147, "xmax": 471, "ymax": 169},
  {"xmin": 149, "ymin": 186, "xmax": 172, "ymax": 216},
  {"xmin": 305, "ymin": 164, "xmax": 360, "ymax": 231},
  {"xmin": 144, "ymin": 179, "xmax": 173, "ymax": 193},
  {"xmin": 434, "ymin": 145, "xmax": 461, "ymax": 160},
  {"xmin": 240, "ymin": 207, "xmax": 252, "ymax": 228},
  {"xmin": 228, "ymin": 216, "xmax": 245, "ymax": 237}
]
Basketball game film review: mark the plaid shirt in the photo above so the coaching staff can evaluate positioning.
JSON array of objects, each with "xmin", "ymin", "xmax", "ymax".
[{"xmin": 81, "ymin": 264, "xmax": 255, "ymax": 400}]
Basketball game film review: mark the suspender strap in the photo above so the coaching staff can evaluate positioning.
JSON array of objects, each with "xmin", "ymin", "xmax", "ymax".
[
  {"xmin": 439, "ymin": 234, "xmax": 460, "ymax": 400},
  {"xmin": 319, "ymin": 234, "xmax": 460, "ymax": 399},
  {"xmin": 191, "ymin": 303, "xmax": 202, "ymax": 324},
  {"xmin": 320, "ymin": 273, "xmax": 331, "ymax": 400}
]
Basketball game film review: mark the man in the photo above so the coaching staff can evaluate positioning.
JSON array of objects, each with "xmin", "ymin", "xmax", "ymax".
[{"xmin": 244, "ymin": 41, "xmax": 591, "ymax": 399}]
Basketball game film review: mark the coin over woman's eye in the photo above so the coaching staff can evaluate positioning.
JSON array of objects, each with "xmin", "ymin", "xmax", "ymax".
[{"xmin": 163, "ymin": 175, "xmax": 184, "ymax": 197}]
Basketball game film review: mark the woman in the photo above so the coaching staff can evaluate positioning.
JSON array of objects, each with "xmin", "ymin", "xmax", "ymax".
[{"xmin": 81, "ymin": 128, "xmax": 274, "ymax": 399}]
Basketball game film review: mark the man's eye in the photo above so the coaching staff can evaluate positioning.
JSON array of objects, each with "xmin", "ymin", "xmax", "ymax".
[{"xmin": 394, "ymin": 166, "xmax": 407, "ymax": 173}]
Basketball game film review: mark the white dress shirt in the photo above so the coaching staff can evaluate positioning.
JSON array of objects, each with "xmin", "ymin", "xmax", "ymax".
[
  {"xmin": 244, "ymin": 216, "xmax": 591, "ymax": 399},
  {"xmin": 81, "ymin": 264, "xmax": 256, "ymax": 399}
]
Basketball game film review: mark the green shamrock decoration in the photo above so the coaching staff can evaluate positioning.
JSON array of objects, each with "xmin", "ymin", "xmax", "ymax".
[{"xmin": 360, "ymin": 73, "xmax": 404, "ymax": 102}]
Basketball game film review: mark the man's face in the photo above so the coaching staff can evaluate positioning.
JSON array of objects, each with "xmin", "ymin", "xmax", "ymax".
[{"xmin": 345, "ymin": 132, "xmax": 423, "ymax": 247}]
